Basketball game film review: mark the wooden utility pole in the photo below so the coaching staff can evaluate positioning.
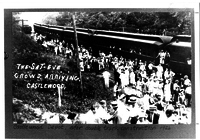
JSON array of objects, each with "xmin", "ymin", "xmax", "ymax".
[{"xmin": 71, "ymin": 15, "xmax": 83, "ymax": 93}]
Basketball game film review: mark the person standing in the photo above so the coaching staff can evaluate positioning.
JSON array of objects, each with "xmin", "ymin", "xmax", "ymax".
[
  {"xmin": 172, "ymin": 80, "xmax": 180, "ymax": 105},
  {"xmin": 164, "ymin": 79, "xmax": 172, "ymax": 104},
  {"xmin": 185, "ymin": 84, "xmax": 192, "ymax": 107},
  {"xmin": 183, "ymin": 75, "xmax": 191, "ymax": 89},
  {"xmin": 156, "ymin": 49, "xmax": 166, "ymax": 65},
  {"xmin": 120, "ymin": 69, "xmax": 126, "ymax": 89},
  {"xmin": 124, "ymin": 67, "xmax": 130, "ymax": 86},
  {"xmin": 127, "ymin": 97, "xmax": 141, "ymax": 124},
  {"xmin": 136, "ymin": 77, "xmax": 143, "ymax": 92},
  {"xmin": 114, "ymin": 67, "xmax": 120, "ymax": 85},
  {"xmin": 154, "ymin": 64, "xmax": 164, "ymax": 80},
  {"xmin": 102, "ymin": 70, "xmax": 111, "ymax": 88},
  {"xmin": 147, "ymin": 106, "xmax": 160, "ymax": 124},
  {"xmin": 108, "ymin": 101, "xmax": 122, "ymax": 124},
  {"xmin": 164, "ymin": 67, "xmax": 175, "ymax": 82},
  {"xmin": 129, "ymin": 69, "xmax": 136, "ymax": 88}
]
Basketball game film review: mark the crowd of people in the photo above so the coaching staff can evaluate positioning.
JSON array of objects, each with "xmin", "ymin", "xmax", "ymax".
[
  {"xmin": 32, "ymin": 33, "xmax": 192, "ymax": 124},
  {"xmin": 75, "ymin": 46, "xmax": 192, "ymax": 124}
]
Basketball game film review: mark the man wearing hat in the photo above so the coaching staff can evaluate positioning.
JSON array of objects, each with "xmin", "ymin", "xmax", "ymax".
[
  {"xmin": 108, "ymin": 100, "xmax": 130, "ymax": 124},
  {"xmin": 146, "ymin": 105, "xmax": 160, "ymax": 124},
  {"xmin": 95, "ymin": 100, "xmax": 111, "ymax": 124},
  {"xmin": 107, "ymin": 101, "xmax": 120, "ymax": 124},
  {"xmin": 127, "ymin": 96, "xmax": 141, "ymax": 124},
  {"xmin": 117, "ymin": 93, "xmax": 130, "ymax": 111},
  {"xmin": 183, "ymin": 75, "xmax": 191, "ymax": 89}
]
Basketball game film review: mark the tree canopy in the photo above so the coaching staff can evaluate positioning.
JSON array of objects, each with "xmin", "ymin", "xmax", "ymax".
[{"xmin": 43, "ymin": 11, "xmax": 192, "ymax": 36}]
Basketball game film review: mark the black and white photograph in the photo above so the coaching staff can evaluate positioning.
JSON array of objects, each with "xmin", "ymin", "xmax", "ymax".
[
  {"xmin": 4, "ymin": 6, "xmax": 198, "ymax": 139},
  {"xmin": 12, "ymin": 10, "xmax": 192, "ymax": 125}
]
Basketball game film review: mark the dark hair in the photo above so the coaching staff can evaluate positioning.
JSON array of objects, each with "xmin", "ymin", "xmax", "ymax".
[
  {"xmin": 166, "ymin": 109, "xmax": 173, "ymax": 117},
  {"xmin": 173, "ymin": 110, "xmax": 178, "ymax": 115},
  {"xmin": 143, "ymin": 78, "xmax": 148, "ymax": 83}
]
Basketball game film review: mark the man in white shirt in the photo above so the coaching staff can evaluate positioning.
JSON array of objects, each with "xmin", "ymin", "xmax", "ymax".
[{"xmin": 184, "ymin": 75, "xmax": 191, "ymax": 89}]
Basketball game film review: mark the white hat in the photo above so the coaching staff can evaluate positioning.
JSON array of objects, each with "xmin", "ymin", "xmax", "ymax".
[
  {"xmin": 100, "ymin": 100, "xmax": 106, "ymax": 105},
  {"xmin": 166, "ymin": 104, "xmax": 174, "ymax": 110},
  {"xmin": 128, "ymin": 96, "xmax": 137, "ymax": 103},
  {"xmin": 111, "ymin": 101, "xmax": 118, "ymax": 107},
  {"xmin": 149, "ymin": 105, "xmax": 157, "ymax": 111}
]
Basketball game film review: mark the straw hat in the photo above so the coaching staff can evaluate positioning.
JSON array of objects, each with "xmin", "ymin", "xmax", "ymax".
[
  {"xmin": 111, "ymin": 101, "xmax": 118, "ymax": 108},
  {"xmin": 128, "ymin": 96, "xmax": 137, "ymax": 104},
  {"xmin": 99, "ymin": 100, "xmax": 106, "ymax": 105},
  {"xmin": 149, "ymin": 105, "xmax": 157, "ymax": 111}
]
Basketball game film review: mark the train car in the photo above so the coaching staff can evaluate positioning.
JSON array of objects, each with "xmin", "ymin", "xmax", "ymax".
[
  {"xmin": 165, "ymin": 35, "xmax": 191, "ymax": 78},
  {"xmin": 33, "ymin": 23, "xmax": 172, "ymax": 61},
  {"xmin": 33, "ymin": 23, "xmax": 191, "ymax": 77}
]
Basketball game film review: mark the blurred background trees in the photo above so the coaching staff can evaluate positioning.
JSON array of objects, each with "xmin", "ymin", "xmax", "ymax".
[{"xmin": 46, "ymin": 11, "xmax": 192, "ymax": 36}]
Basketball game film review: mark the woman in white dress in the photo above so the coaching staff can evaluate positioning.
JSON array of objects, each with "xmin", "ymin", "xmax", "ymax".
[
  {"xmin": 136, "ymin": 77, "xmax": 143, "ymax": 92},
  {"xmin": 124, "ymin": 68, "xmax": 130, "ymax": 86},
  {"xmin": 129, "ymin": 69, "xmax": 136, "ymax": 87},
  {"xmin": 120, "ymin": 70, "xmax": 126, "ymax": 89},
  {"xmin": 164, "ymin": 79, "xmax": 172, "ymax": 103}
]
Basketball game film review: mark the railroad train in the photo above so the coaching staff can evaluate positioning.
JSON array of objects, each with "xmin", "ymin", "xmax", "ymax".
[{"xmin": 33, "ymin": 23, "xmax": 192, "ymax": 78}]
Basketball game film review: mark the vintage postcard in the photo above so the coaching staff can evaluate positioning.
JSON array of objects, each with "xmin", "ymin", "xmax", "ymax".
[{"xmin": 4, "ymin": 6, "xmax": 197, "ymax": 139}]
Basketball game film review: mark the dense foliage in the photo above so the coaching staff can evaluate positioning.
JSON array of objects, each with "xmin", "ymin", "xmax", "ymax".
[{"xmin": 45, "ymin": 11, "xmax": 192, "ymax": 36}]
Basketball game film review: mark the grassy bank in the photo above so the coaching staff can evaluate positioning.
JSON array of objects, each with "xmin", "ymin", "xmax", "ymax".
[{"xmin": 12, "ymin": 32, "xmax": 114, "ymax": 123}]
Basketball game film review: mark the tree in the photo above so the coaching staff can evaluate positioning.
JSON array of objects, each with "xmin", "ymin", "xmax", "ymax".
[
  {"xmin": 56, "ymin": 12, "xmax": 73, "ymax": 26},
  {"xmin": 50, "ymin": 11, "xmax": 191, "ymax": 35},
  {"xmin": 174, "ymin": 11, "xmax": 192, "ymax": 35},
  {"xmin": 42, "ymin": 14, "xmax": 57, "ymax": 25},
  {"xmin": 12, "ymin": 12, "xmax": 22, "ymax": 33}
]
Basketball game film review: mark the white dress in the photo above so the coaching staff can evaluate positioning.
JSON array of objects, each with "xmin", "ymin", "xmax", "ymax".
[
  {"xmin": 120, "ymin": 73, "xmax": 126, "ymax": 88},
  {"xmin": 129, "ymin": 71, "xmax": 136, "ymax": 85},
  {"xmin": 156, "ymin": 65, "xmax": 163, "ymax": 79},
  {"xmin": 124, "ymin": 70, "xmax": 129, "ymax": 86},
  {"xmin": 103, "ymin": 71, "xmax": 111, "ymax": 88},
  {"xmin": 164, "ymin": 83, "xmax": 171, "ymax": 102}
]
